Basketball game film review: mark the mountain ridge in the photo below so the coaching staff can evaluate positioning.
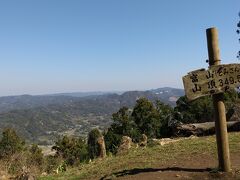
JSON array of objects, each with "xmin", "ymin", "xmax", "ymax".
[{"xmin": 0, "ymin": 87, "xmax": 184, "ymax": 144}]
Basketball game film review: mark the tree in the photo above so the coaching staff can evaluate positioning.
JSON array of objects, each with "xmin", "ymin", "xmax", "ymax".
[
  {"xmin": 104, "ymin": 107, "xmax": 140, "ymax": 154},
  {"xmin": 112, "ymin": 106, "xmax": 141, "ymax": 141},
  {"xmin": 52, "ymin": 136, "xmax": 88, "ymax": 165},
  {"xmin": 175, "ymin": 90, "xmax": 239, "ymax": 124},
  {"xmin": 104, "ymin": 98, "xmax": 175, "ymax": 154},
  {"xmin": 155, "ymin": 100, "xmax": 174, "ymax": 137},
  {"xmin": 0, "ymin": 128, "xmax": 25, "ymax": 158},
  {"xmin": 175, "ymin": 96, "xmax": 214, "ymax": 123},
  {"xmin": 103, "ymin": 128, "xmax": 122, "ymax": 154},
  {"xmin": 237, "ymin": 12, "xmax": 240, "ymax": 59},
  {"xmin": 87, "ymin": 128, "xmax": 102, "ymax": 159},
  {"xmin": 132, "ymin": 98, "xmax": 160, "ymax": 138},
  {"xmin": 112, "ymin": 106, "xmax": 132, "ymax": 135}
]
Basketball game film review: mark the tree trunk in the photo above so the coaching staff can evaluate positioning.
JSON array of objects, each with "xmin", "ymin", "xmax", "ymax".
[{"xmin": 173, "ymin": 121, "xmax": 240, "ymax": 137}]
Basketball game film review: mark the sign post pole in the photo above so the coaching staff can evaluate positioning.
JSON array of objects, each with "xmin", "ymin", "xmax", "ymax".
[{"xmin": 206, "ymin": 27, "xmax": 231, "ymax": 172}]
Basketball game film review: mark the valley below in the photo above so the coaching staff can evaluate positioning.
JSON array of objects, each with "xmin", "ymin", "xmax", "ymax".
[{"xmin": 0, "ymin": 87, "xmax": 184, "ymax": 145}]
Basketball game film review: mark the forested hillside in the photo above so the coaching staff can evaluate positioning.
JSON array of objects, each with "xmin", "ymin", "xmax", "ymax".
[{"xmin": 0, "ymin": 88, "xmax": 184, "ymax": 144}]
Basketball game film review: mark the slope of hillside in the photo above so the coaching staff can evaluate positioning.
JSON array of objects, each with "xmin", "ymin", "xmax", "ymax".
[
  {"xmin": 0, "ymin": 95, "xmax": 78, "ymax": 113},
  {"xmin": 0, "ymin": 87, "xmax": 184, "ymax": 144},
  {"xmin": 0, "ymin": 87, "xmax": 184, "ymax": 113},
  {"xmin": 39, "ymin": 132, "xmax": 240, "ymax": 180}
]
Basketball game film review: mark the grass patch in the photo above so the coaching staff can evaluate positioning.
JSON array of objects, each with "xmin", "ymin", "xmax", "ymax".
[{"xmin": 38, "ymin": 132, "xmax": 240, "ymax": 180}]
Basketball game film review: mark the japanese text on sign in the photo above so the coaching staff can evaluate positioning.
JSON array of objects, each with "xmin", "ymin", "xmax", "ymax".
[{"xmin": 182, "ymin": 63, "xmax": 240, "ymax": 101}]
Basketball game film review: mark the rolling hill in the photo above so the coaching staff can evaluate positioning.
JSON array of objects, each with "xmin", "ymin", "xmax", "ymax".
[{"xmin": 0, "ymin": 87, "xmax": 184, "ymax": 144}]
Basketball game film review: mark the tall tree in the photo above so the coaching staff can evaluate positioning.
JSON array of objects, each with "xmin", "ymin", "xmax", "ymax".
[
  {"xmin": 155, "ymin": 100, "xmax": 173, "ymax": 137},
  {"xmin": 175, "ymin": 96, "xmax": 214, "ymax": 123},
  {"xmin": 112, "ymin": 106, "xmax": 132, "ymax": 135},
  {"xmin": 132, "ymin": 98, "xmax": 160, "ymax": 138}
]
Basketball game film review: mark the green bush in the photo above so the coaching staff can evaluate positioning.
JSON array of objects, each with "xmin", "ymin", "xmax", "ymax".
[
  {"xmin": 52, "ymin": 136, "xmax": 89, "ymax": 165},
  {"xmin": 0, "ymin": 128, "xmax": 25, "ymax": 158},
  {"xmin": 104, "ymin": 128, "xmax": 122, "ymax": 154},
  {"xmin": 175, "ymin": 90, "xmax": 239, "ymax": 124}
]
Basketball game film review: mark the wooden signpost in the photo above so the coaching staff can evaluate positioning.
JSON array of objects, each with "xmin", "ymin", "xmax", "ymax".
[
  {"xmin": 183, "ymin": 63, "xmax": 240, "ymax": 101},
  {"xmin": 182, "ymin": 27, "xmax": 231, "ymax": 172}
]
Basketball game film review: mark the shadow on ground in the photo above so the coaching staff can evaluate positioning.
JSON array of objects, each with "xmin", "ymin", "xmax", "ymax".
[{"xmin": 100, "ymin": 167, "xmax": 212, "ymax": 180}]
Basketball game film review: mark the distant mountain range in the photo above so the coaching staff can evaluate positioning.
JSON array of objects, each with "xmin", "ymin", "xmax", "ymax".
[
  {"xmin": 0, "ymin": 87, "xmax": 184, "ymax": 144},
  {"xmin": 47, "ymin": 91, "xmax": 124, "ymax": 97}
]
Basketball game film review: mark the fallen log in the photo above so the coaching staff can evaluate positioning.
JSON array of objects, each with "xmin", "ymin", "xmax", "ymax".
[{"xmin": 173, "ymin": 121, "xmax": 240, "ymax": 137}]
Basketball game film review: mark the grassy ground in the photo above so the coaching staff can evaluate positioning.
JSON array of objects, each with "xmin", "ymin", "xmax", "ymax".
[{"xmin": 39, "ymin": 132, "xmax": 240, "ymax": 180}]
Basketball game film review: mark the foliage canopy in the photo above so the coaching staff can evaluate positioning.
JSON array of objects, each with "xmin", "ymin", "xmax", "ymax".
[
  {"xmin": 0, "ymin": 128, "xmax": 25, "ymax": 158},
  {"xmin": 52, "ymin": 136, "xmax": 88, "ymax": 165}
]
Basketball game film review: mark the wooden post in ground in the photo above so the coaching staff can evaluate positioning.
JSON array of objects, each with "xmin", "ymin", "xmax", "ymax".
[{"xmin": 206, "ymin": 27, "xmax": 231, "ymax": 172}]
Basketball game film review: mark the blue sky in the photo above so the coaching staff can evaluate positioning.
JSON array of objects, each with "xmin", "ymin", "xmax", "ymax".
[{"xmin": 0, "ymin": 0, "xmax": 239, "ymax": 96}]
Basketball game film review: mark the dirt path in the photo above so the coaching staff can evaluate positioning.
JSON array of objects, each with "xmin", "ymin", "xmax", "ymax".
[{"xmin": 101, "ymin": 153, "xmax": 240, "ymax": 180}]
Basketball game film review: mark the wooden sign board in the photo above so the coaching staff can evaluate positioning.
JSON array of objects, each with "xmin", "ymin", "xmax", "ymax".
[{"xmin": 183, "ymin": 63, "xmax": 240, "ymax": 101}]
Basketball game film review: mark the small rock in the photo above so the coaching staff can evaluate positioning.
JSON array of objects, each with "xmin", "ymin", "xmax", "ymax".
[
  {"xmin": 188, "ymin": 135, "xmax": 198, "ymax": 139},
  {"xmin": 97, "ymin": 136, "xmax": 106, "ymax": 158},
  {"xmin": 159, "ymin": 138, "xmax": 180, "ymax": 146},
  {"xmin": 117, "ymin": 136, "xmax": 132, "ymax": 155},
  {"xmin": 139, "ymin": 134, "xmax": 148, "ymax": 147}
]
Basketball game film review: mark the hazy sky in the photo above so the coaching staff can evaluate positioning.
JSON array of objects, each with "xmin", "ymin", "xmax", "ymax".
[{"xmin": 0, "ymin": 0, "xmax": 239, "ymax": 96}]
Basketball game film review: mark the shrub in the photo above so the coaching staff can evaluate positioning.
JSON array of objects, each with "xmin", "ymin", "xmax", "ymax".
[
  {"xmin": 44, "ymin": 155, "xmax": 62, "ymax": 174},
  {"xmin": 104, "ymin": 128, "xmax": 122, "ymax": 154},
  {"xmin": 52, "ymin": 136, "xmax": 89, "ymax": 165},
  {"xmin": 0, "ymin": 128, "xmax": 25, "ymax": 158},
  {"xmin": 27, "ymin": 144, "xmax": 44, "ymax": 170},
  {"xmin": 7, "ymin": 152, "xmax": 26, "ymax": 175}
]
